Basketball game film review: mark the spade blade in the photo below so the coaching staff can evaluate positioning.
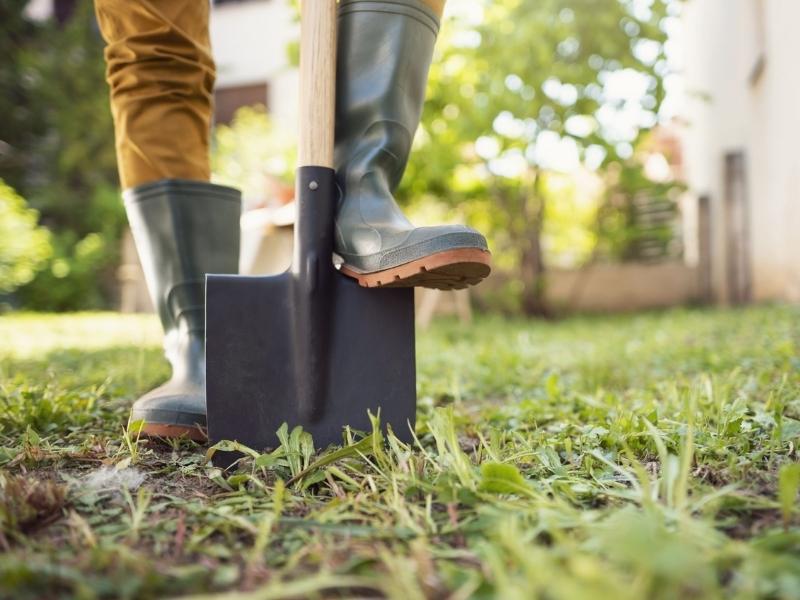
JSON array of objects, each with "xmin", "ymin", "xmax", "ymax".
[{"xmin": 205, "ymin": 167, "xmax": 416, "ymax": 466}]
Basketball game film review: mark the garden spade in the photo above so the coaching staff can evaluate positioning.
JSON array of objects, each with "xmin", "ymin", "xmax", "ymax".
[{"xmin": 205, "ymin": 1, "xmax": 416, "ymax": 465}]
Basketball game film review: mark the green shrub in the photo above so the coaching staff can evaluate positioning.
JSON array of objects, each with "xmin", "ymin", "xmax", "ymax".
[
  {"xmin": 3, "ymin": 3, "xmax": 123, "ymax": 311},
  {"xmin": 0, "ymin": 180, "xmax": 52, "ymax": 295},
  {"xmin": 16, "ymin": 229, "xmax": 117, "ymax": 313},
  {"xmin": 15, "ymin": 182, "xmax": 123, "ymax": 312}
]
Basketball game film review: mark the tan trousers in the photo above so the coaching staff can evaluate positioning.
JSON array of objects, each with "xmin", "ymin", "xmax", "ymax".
[{"xmin": 95, "ymin": 0, "xmax": 445, "ymax": 190}]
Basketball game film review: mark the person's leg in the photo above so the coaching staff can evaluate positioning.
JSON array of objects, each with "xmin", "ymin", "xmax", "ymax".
[
  {"xmin": 334, "ymin": 0, "xmax": 491, "ymax": 289},
  {"xmin": 95, "ymin": 0, "xmax": 214, "ymax": 188},
  {"xmin": 95, "ymin": 0, "xmax": 240, "ymax": 440}
]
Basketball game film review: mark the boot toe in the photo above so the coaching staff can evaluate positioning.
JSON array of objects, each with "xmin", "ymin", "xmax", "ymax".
[
  {"xmin": 377, "ymin": 225, "xmax": 488, "ymax": 270},
  {"xmin": 339, "ymin": 224, "xmax": 487, "ymax": 272},
  {"xmin": 339, "ymin": 224, "xmax": 491, "ymax": 289},
  {"xmin": 129, "ymin": 382, "xmax": 206, "ymax": 439}
]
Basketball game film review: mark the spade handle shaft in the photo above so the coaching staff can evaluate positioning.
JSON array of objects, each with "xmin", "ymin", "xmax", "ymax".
[{"xmin": 298, "ymin": 0, "xmax": 337, "ymax": 169}]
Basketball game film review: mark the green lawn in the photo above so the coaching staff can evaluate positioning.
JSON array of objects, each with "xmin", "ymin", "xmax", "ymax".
[{"xmin": 0, "ymin": 306, "xmax": 799, "ymax": 599}]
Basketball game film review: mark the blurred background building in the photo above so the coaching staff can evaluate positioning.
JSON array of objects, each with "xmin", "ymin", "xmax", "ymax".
[
  {"xmin": 210, "ymin": 0, "xmax": 298, "ymax": 128},
  {"xmin": 679, "ymin": 0, "xmax": 800, "ymax": 305}
]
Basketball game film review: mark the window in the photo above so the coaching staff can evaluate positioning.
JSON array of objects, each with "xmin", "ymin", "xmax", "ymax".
[{"xmin": 214, "ymin": 83, "xmax": 268, "ymax": 124}]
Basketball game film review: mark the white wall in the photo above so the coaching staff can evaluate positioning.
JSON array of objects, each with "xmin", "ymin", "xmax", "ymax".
[
  {"xmin": 546, "ymin": 262, "xmax": 700, "ymax": 313},
  {"xmin": 679, "ymin": 0, "xmax": 800, "ymax": 303},
  {"xmin": 210, "ymin": 0, "xmax": 300, "ymax": 134},
  {"xmin": 750, "ymin": 1, "xmax": 800, "ymax": 301}
]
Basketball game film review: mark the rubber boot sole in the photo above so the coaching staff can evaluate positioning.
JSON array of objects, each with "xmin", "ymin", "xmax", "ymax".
[
  {"xmin": 340, "ymin": 248, "xmax": 491, "ymax": 290},
  {"xmin": 138, "ymin": 422, "xmax": 207, "ymax": 442}
]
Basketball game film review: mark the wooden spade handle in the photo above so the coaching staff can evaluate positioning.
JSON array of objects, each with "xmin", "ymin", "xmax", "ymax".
[{"xmin": 298, "ymin": 0, "xmax": 337, "ymax": 169}]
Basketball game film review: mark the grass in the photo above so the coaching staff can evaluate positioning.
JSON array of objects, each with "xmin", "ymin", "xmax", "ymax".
[{"xmin": 0, "ymin": 306, "xmax": 799, "ymax": 599}]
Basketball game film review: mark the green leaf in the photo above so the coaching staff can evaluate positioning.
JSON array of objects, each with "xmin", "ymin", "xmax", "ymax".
[
  {"xmin": 23, "ymin": 425, "xmax": 40, "ymax": 446},
  {"xmin": 255, "ymin": 450, "xmax": 283, "ymax": 468},
  {"xmin": 300, "ymin": 469, "xmax": 327, "ymax": 491},
  {"xmin": 300, "ymin": 430, "xmax": 315, "ymax": 469},
  {"xmin": 724, "ymin": 418, "xmax": 742, "ymax": 436},
  {"xmin": 127, "ymin": 419, "xmax": 145, "ymax": 436},
  {"xmin": 545, "ymin": 373, "xmax": 560, "ymax": 400},
  {"xmin": 275, "ymin": 423, "xmax": 290, "ymax": 451},
  {"xmin": 206, "ymin": 468, "xmax": 234, "ymax": 491},
  {"xmin": 204, "ymin": 439, "xmax": 260, "ymax": 464},
  {"xmin": 227, "ymin": 474, "xmax": 250, "ymax": 488},
  {"xmin": 286, "ymin": 433, "xmax": 379, "ymax": 487},
  {"xmin": 479, "ymin": 462, "xmax": 533, "ymax": 496},
  {"xmin": 779, "ymin": 418, "xmax": 800, "ymax": 443},
  {"xmin": 778, "ymin": 463, "xmax": 800, "ymax": 527}
]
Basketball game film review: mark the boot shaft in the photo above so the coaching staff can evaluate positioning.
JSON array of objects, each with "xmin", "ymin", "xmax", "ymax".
[
  {"xmin": 334, "ymin": 0, "xmax": 440, "ymax": 195},
  {"xmin": 123, "ymin": 179, "xmax": 241, "ymax": 336}
]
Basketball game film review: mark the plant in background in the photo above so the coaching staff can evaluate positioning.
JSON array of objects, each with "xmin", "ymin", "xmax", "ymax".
[
  {"xmin": 2, "ymin": 2, "xmax": 123, "ymax": 311},
  {"xmin": 0, "ymin": 0, "xmax": 47, "ymax": 194},
  {"xmin": 0, "ymin": 180, "xmax": 51, "ymax": 298},
  {"xmin": 401, "ymin": 0, "xmax": 678, "ymax": 315},
  {"xmin": 211, "ymin": 106, "xmax": 297, "ymax": 206},
  {"xmin": 16, "ymin": 221, "xmax": 116, "ymax": 312}
]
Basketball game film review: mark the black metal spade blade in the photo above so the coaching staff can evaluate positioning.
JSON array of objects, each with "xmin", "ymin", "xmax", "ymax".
[{"xmin": 205, "ymin": 166, "xmax": 416, "ymax": 466}]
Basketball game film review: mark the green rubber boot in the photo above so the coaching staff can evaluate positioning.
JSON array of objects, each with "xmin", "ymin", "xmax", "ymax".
[
  {"xmin": 124, "ymin": 179, "xmax": 241, "ymax": 440},
  {"xmin": 334, "ymin": 0, "xmax": 491, "ymax": 290}
]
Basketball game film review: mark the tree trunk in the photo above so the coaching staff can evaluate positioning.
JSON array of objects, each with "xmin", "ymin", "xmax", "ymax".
[{"xmin": 519, "ymin": 174, "xmax": 548, "ymax": 317}]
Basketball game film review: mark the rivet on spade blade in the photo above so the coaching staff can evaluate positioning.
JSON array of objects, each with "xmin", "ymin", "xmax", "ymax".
[{"xmin": 309, "ymin": 181, "xmax": 319, "ymax": 190}]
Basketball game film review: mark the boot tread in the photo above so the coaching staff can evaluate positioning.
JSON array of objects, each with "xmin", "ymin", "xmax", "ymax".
[{"xmin": 340, "ymin": 248, "xmax": 491, "ymax": 290}]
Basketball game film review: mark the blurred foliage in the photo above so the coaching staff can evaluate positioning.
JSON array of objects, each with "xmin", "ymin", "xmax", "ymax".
[
  {"xmin": 0, "ymin": 1, "xmax": 122, "ymax": 311},
  {"xmin": 0, "ymin": 1, "xmax": 46, "ymax": 194},
  {"xmin": 0, "ymin": 0, "xmax": 684, "ymax": 314},
  {"xmin": 211, "ymin": 106, "xmax": 297, "ymax": 201},
  {"xmin": 16, "ymin": 218, "xmax": 116, "ymax": 312},
  {"xmin": 542, "ymin": 172, "xmax": 600, "ymax": 267},
  {"xmin": 0, "ymin": 180, "xmax": 52, "ymax": 296},
  {"xmin": 401, "ymin": 0, "xmax": 677, "ymax": 314}
]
